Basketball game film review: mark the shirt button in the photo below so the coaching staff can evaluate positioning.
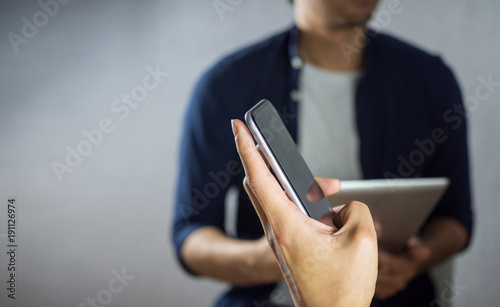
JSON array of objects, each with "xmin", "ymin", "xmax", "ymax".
[
  {"xmin": 291, "ymin": 56, "xmax": 303, "ymax": 69},
  {"xmin": 290, "ymin": 89, "xmax": 301, "ymax": 102}
]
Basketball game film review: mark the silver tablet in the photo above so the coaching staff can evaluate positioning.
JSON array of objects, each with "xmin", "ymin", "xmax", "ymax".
[{"xmin": 327, "ymin": 177, "xmax": 449, "ymax": 253}]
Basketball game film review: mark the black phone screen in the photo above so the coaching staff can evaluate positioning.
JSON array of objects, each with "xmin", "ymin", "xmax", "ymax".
[{"xmin": 249, "ymin": 101, "xmax": 331, "ymax": 220}]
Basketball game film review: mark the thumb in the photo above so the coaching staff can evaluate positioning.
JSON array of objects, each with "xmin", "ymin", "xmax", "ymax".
[{"xmin": 306, "ymin": 178, "xmax": 340, "ymax": 203}]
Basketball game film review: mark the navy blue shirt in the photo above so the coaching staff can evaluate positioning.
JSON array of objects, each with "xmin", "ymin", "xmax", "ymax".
[{"xmin": 172, "ymin": 25, "xmax": 473, "ymax": 307}]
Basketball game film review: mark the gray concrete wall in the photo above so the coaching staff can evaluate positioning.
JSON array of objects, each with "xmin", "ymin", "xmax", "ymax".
[{"xmin": 0, "ymin": 0, "xmax": 498, "ymax": 306}]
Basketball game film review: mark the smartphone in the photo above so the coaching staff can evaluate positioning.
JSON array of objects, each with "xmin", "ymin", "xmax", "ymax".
[{"xmin": 244, "ymin": 99, "xmax": 331, "ymax": 220}]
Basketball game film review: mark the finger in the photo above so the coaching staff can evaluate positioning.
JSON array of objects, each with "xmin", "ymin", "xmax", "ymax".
[
  {"xmin": 306, "ymin": 181, "xmax": 325, "ymax": 203},
  {"xmin": 315, "ymin": 177, "xmax": 341, "ymax": 196},
  {"xmin": 331, "ymin": 201, "xmax": 375, "ymax": 236},
  {"xmin": 232, "ymin": 119, "xmax": 301, "ymax": 229},
  {"xmin": 305, "ymin": 178, "xmax": 340, "ymax": 203}
]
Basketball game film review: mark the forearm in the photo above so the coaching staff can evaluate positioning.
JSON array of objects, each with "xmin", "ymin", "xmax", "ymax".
[
  {"xmin": 181, "ymin": 226, "xmax": 282, "ymax": 286},
  {"xmin": 417, "ymin": 217, "xmax": 469, "ymax": 273}
]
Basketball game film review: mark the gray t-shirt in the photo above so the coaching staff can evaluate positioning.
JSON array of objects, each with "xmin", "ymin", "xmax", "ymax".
[{"xmin": 298, "ymin": 63, "xmax": 362, "ymax": 180}]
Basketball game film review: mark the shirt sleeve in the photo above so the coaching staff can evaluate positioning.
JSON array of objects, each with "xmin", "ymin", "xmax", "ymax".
[
  {"xmin": 171, "ymin": 63, "xmax": 242, "ymax": 274},
  {"xmin": 423, "ymin": 58, "xmax": 474, "ymax": 244}
]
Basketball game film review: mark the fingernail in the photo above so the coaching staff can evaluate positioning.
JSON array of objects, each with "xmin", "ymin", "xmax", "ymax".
[{"xmin": 231, "ymin": 119, "xmax": 237, "ymax": 136}]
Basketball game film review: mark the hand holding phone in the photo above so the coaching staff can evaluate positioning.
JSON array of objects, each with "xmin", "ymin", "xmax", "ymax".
[{"xmin": 232, "ymin": 118, "xmax": 378, "ymax": 306}]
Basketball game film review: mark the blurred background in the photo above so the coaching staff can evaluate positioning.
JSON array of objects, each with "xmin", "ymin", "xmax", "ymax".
[{"xmin": 0, "ymin": 0, "xmax": 499, "ymax": 306}]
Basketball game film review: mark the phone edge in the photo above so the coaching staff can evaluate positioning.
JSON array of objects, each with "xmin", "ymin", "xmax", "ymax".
[{"xmin": 244, "ymin": 100, "xmax": 311, "ymax": 218}]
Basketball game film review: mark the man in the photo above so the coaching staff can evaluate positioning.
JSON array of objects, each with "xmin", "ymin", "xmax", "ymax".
[{"xmin": 172, "ymin": 0, "xmax": 473, "ymax": 306}]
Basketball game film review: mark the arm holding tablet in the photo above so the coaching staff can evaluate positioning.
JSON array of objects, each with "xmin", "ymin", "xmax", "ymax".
[{"xmin": 375, "ymin": 218, "xmax": 468, "ymax": 300}]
